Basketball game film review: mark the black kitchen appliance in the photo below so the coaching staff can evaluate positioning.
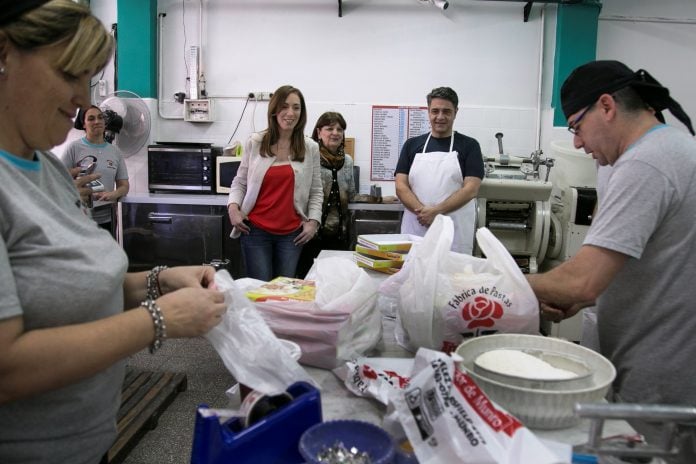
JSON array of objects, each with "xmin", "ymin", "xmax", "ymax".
[
  {"xmin": 148, "ymin": 142, "xmax": 222, "ymax": 193},
  {"xmin": 121, "ymin": 202, "xmax": 245, "ymax": 278},
  {"xmin": 215, "ymin": 156, "xmax": 242, "ymax": 194}
]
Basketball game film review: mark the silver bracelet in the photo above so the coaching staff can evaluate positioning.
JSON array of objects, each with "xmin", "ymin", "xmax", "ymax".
[
  {"xmin": 141, "ymin": 299, "xmax": 167, "ymax": 354},
  {"xmin": 146, "ymin": 265, "xmax": 169, "ymax": 300}
]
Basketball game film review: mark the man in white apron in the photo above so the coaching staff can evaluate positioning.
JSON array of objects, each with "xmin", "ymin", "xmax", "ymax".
[{"xmin": 394, "ymin": 87, "xmax": 484, "ymax": 254}]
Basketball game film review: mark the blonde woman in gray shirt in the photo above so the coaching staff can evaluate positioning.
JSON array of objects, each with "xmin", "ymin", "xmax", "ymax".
[{"xmin": 0, "ymin": 3, "xmax": 226, "ymax": 463}]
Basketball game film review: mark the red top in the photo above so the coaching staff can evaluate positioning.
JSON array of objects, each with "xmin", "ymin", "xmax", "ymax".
[{"xmin": 248, "ymin": 164, "xmax": 302, "ymax": 234}]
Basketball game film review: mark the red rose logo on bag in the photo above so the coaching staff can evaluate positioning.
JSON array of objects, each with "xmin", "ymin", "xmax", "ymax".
[{"xmin": 461, "ymin": 296, "xmax": 504, "ymax": 329}]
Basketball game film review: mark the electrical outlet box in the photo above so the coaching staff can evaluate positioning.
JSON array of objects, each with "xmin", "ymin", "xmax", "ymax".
[
  {"xmin": 184, "ymin": 99, "xmax": 214, "ymax": 122},
  {"xmin": 252, "ymin": 92, "xmax": 272, "ymax": 101}
]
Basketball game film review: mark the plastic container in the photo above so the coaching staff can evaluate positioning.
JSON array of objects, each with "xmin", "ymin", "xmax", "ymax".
[
  {"xmin": 298, "ymin": 420, "xmax": 395, "ymax": 464},
  {"xmin": 549, "ymin": 140, "xmax": 597, "ymax": 189},
  {"xmin": 191, "ymin": 381, "xmax": 322, "ymax": 464},
  {"xmin": 456, "ymin": 334, "xmax": 616, "ymax": 429}
]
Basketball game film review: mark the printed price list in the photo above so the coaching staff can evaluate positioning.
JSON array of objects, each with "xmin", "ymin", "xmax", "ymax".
[{"xmin": 371, "ymin": 106, "xmax": 430, "ymax": 181}]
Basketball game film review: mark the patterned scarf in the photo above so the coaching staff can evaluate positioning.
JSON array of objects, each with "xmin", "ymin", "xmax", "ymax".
[
  {"xmin": 319, "ymin": 142, "xmax": 347, "ymax": 241},
  {"xmin": 319, "ymin": 142, "xmax": 345, "ymax": 170}
]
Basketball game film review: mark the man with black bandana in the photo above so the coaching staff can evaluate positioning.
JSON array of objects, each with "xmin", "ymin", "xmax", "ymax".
[{"xmin": 528, "ymin": 60, "xmax": 696, "ymax": 463}]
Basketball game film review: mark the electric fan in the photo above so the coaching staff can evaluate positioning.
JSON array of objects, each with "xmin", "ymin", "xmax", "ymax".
[{"xmin": 99, "ymin": 90, "xmax": 151, "ymax": 158}]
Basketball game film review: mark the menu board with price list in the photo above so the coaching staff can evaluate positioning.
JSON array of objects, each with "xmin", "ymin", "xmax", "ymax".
[{"xmin": 371, "ymin": 105, "xmax": 430, "ymax": 181}]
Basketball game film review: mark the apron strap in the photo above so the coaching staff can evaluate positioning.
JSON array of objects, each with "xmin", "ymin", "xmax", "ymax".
[{"xmin": 421, "ymin": 132, "xmax": 455, "ymax": 154}]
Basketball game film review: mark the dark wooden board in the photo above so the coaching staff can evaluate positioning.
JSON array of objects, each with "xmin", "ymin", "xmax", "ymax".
[{"xmin": 108, "ymin": 368, "xmax": 187, "ymax": 463}]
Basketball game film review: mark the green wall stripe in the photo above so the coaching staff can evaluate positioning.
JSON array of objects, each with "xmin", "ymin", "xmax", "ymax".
[
  {"xmin": 116, "ymin": 0, "xmax": 157, "ymax": 98},
  {"xmin": 552, "ymin": 1, "xmax": 602, "ymax": 126}
]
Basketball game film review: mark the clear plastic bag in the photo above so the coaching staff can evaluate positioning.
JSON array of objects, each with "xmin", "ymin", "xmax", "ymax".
[{"xmin": 206, "ymin": 271, "xmax": 316, "ymax": 396}]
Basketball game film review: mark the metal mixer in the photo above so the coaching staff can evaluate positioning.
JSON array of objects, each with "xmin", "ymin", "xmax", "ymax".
[
  {"xmin": 574, "ymin": 402, "xmax": 696, "ymax": 463},
  {"xmin": 474, "ymin": 133, "xmax": 555, "ymax": 273}
]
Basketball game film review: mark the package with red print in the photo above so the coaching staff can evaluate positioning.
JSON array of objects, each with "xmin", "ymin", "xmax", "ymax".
[
  {"xmin": 392, "ymin": 215, "xmax": 539, "ymax": 352},
  {"xmin": 385, "ymin": 348, "xmax": 563, "ymax": 464},
  {"xmin": 333, "ymin": 357, "xmax": 414, "ymax": 405}
]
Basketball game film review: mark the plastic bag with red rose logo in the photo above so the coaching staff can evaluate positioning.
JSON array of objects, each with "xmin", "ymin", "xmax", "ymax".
[{"xmin": 392, "ymin": 215, "xmax": 539, "ymax": 353}]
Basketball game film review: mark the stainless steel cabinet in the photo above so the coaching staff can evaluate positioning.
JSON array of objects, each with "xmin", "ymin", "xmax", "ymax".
[
  {"xmin": 348, "ymin": 207, "xmax": 403, "ymax": 249},
  {"xmin": 121, "ymin": 202, "xmax": 245, "ymax": 278}
]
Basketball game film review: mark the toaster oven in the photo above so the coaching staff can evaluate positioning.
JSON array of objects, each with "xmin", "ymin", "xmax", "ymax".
[{"xmin": 148, "ymin": 143, "xmax": 222, "ymax": 193}]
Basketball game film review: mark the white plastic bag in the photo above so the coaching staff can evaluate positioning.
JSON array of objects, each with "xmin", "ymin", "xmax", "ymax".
[
  {"xmin": 386, "ymin": 348, "xmax": 565, "ymax": 464},
  {"xmin": 236, "ymin": 257, "xmax": 382, "ymax": 369},
  {"xmin": 206, "ymin": 271, "xmax": 316, "ymax": 396},
  {"xmin": 395, "ymin": 215, "xmax": 539, "ymax": 353},
  {"xmin": 333, "ymin": 357, "xmax": 413, "ymax": 405}
]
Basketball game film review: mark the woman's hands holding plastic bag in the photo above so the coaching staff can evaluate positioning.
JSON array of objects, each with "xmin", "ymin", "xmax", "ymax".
[{"xmin": 205, "ymin": 271, "xmax": 316, "ymax": 396}]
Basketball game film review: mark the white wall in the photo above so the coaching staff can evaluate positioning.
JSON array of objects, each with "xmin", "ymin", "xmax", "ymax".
[
  {"xmin": 84, "ymin": 0, "xmax": 696, "ymax": 195},
  {"xmin": 151, "ymin": 0, "xmax": 549, "ymax": 195},
  {"xmin": 597, "ymin": 0, "xmax": 696, "ymax": 135},
  {"xmin": 52, "ymin": 1, "xmax": 119, "ymax": 164},
  {"xmin": 541, "ymin": 0, "xmax": 696, "ymax": 170},
  {"xmin": 89, "ymin": 0, "xmax": 117, "ymax": 97}
]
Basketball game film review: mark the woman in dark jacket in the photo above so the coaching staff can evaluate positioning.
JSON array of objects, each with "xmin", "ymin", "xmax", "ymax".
[{"xmin": 297, "ymin": 112, "xmax": 356, "ymax": 277}]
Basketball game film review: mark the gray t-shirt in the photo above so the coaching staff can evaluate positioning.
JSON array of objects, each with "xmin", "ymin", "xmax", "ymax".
[
  {"xmin": 63, "ymin": 138, "xmax": 128, "ymax": 224},
  {"xmin": 0, "ymin": 150, "xmax": 129, "ymax": 464},
  {"xmin": 585, "ymin": 125, "xmax": 696, "ymax": 407}
]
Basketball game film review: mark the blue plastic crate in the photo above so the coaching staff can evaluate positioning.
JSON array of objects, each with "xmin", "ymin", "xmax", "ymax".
[{"xmin": 190, "ymin": 381, "xmax": 322, "ymax": 464}]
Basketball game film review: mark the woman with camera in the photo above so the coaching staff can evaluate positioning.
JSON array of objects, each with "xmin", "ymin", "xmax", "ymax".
[{"xmin": 63, "ymin": 105, "xmax": 130, "ymax": 234}]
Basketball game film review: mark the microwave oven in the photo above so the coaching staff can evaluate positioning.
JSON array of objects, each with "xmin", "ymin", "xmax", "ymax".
[
  {"xmin": 216, "ymin": 156, "xmax": 242, "ymax": 194},
  {"xmin": 148, "ymin": 143, "xmax": 222, "ymax": 194}
]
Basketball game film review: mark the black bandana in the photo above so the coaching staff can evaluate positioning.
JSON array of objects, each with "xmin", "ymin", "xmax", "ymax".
[
  {"xmin": 561, "ymin": 60, "xmax": 694, "ymax": 136},
  {"xmin": 0, "ymin": 0, "xmax": 51, "ymax": 28}
]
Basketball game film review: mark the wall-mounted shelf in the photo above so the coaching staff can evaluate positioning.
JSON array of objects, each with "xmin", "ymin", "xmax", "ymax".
[{"xmin": 471, "ymin": 0, "xmax": 588, "ymax": 22}]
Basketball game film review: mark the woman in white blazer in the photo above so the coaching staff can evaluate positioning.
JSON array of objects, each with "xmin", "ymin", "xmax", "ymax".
[{"xmin": 227, "ymin": 85, "xmax": 323, "ymax": 280}]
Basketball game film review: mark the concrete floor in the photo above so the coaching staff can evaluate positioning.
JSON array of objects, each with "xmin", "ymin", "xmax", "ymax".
[{"xmin": 121, "ymin": 337, "xmax": 235, "ymax": 464}]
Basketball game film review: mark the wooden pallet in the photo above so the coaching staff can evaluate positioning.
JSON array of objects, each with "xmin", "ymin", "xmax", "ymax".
[{"xmin": 108, "ymin": 368, "xmax": 188, "ymax": 464}]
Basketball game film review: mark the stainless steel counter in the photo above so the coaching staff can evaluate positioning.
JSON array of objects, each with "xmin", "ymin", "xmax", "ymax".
[
  {"xmin": 348, "ymin": 202, "xmax": 404, "ymax": 211},
  {"xmin": 122, "ymin": 193, "xmax": 229, "ymax": 206},
  {"xmin": 123, "ymin": 193, "xmax": 404, "ymax": 211},
  {"xmin": 118, "ymin": 197, "xmax": 245, "ymax": 278}
]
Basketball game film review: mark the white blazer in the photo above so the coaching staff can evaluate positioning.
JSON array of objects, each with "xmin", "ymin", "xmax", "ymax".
[{"xmin": 227, "ymin": 131, "xmax": 323, "ymax": 238}]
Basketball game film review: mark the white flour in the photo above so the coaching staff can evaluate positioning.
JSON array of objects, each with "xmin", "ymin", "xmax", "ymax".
[{"xmin": 475, "ymin": 349, "xmax": 578, "ymax": 380}]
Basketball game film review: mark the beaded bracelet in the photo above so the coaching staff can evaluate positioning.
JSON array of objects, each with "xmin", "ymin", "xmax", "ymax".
[
  {"xmin": 141, "ymin": 299, "xmax": 167, "ymax": 354},
  {"xmin": 146, "ymin": 265, "xmax": 168, "ymax": 300}
]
